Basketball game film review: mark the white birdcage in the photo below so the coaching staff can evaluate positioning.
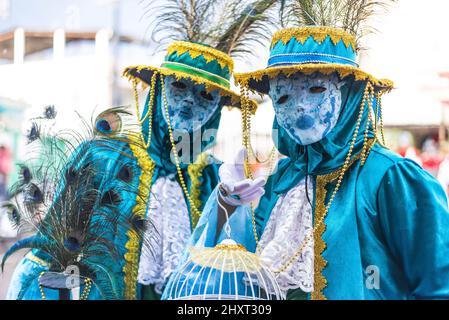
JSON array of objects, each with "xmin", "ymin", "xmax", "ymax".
[
  {"xmin": 164, "ymin": 238, "xmax": 284, "ymax": 300},
  {"xmin": 164, "ymin": 186, "xmax": 284, "ymax": 300}
]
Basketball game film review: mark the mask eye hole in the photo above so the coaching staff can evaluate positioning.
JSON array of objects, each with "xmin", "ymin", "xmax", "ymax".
[
  {"xmin": 277, "ymin": 95, "xmax": 290, "ymax": 105},
  {"xmin": 200, "ymin": 91, "xmax": 214, "ymax": 102},
  {"xmin": 171, "ymin": 81, "xmax": 187, "ymax": 90},
  {"xmin": 309, "ymin": 86, "xmax": 327, "ymax": 94}
]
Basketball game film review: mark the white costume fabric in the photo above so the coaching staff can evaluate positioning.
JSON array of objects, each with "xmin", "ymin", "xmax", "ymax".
[
  {"xmin": 257, "ymin": 179, "xmax": 314, "ymax": 296},
  {"xmin": 138, "ymin": 176, "xmax": 192, "ymax": 293}
]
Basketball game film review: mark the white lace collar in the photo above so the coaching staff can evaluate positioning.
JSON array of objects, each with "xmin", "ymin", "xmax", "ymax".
[{"xmin": 257, "ymin": 179, "xmax": 314, "ymax": 295}]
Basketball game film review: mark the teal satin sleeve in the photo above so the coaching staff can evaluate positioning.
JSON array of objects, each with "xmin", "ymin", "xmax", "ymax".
[
  {"xmin": 6, "ymin": 254, "xmax": 105, "ymax": 300},
  {"xmin": 6, "ymin": 256, "xmax": 49, "ymax": 300},
  {"xmin": 378, "ymin": 160, "xmax": 449, "ymax": 299}
]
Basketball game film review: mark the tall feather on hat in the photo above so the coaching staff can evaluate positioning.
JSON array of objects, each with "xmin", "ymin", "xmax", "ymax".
[{"xmin": 146, "ymin": 0, "xmax": 279, "ymax": 58}]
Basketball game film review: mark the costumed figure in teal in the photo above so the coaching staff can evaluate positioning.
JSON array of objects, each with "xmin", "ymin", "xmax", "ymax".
[
  {"xmin": 2, "ymin": 107, "xmax": 155, "ymax": 300},
  {"xmin": 122, "ymin": 0, "xmax": 276, "ymax": 300},
  {"xmin": 164, "ymin": 0, "xmax": 449, "ymax": 300},
  {"xmin": 2, "ymin": 0, "xmax": 276, "ymax": 300}
]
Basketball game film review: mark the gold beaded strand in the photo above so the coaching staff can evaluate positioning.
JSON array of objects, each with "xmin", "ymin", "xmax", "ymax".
[
  {"xmin": 38, "ymin": 272, "xmax": 46, "ymax": 300},
  {"xmin": 133, "ymin": 72, "xmax": 158, "ymax": 149},
  {"xmin": 240, "ymin": 82, "xmax": 263, "ymax": 246},
  {"xmin": 269, "ymin": 81, "xmax": 375, "ymax": 275},
  {"xmin": 377, "ymin": 92, "xmax": 387, "ymax": 146},
  {"xmin": 361, "ymin": 82, "xmax": 375, "ymax": 166},
  {"xmin": 79, "ymin": 278, "xmax": 92, "ymax": 300},
  {"xmin": 160, "ymin": 75, "xmax": 203, "ymax": 223}
]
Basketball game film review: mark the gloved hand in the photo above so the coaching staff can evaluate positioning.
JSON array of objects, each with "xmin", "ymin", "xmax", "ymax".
[{"xmin": 218, "ymin": 148, "xmax": 266, "ymax": 207}]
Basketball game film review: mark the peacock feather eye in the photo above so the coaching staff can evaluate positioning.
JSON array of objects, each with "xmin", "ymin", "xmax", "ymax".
[
  {"xmin": 132, "ymin": 216, "xmax": 146, "ymax": 233},
  {"xmin": 117, "ymin": 165, "xmax": 133, "ymax": 183},
  {"xmin": 1, "ymin": 202, "xmax": 20, "ymax": 229},
  {"xmin": 24, "ymin": 184, "xmax": 44, "ymax": 204},
  {"xmin": 3, "ymin": 204, "xmax": 20, "ymax": 228},
  {"xmin": 64, "ymin": 236, "xmax": 81, "ymax": 252},
  {"xmin": 43, "ymin": 105, "xmax": 57, "ymax": 119},
  {"xmin": 65, "ymin": 167, "xmax": 77, "ymax": 184},
  {"xmin": 27, "ymin": 122, "xmax": 40, "ymax": 143},
  {"xmin": 95, "ymin": 110, "xmax": 122, "ymax": 136},
  {"xmin": 96, "ymin": 118, "xmax": 111, "ymax": 134},
  {"xmin": 100, "ymin": 189, "xmax": 121, "ymax": 206},
  {"xmin": 21, "ymin": 166, "xmax": 32, "ymax": 184}
]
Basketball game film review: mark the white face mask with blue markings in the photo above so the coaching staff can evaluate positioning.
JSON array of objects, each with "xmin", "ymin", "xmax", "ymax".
[
  {"xmin": 163, "ymin": 75, "xmax": 221, "ymax": 133},
  {"xmin": 269, "ymin": 73, "xmax": 345, "ymax": 146}
]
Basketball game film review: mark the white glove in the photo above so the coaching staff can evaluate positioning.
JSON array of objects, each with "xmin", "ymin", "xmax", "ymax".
[{"xmin": 218, "ymin": 148, "xmax": 266, "ymax": 207}]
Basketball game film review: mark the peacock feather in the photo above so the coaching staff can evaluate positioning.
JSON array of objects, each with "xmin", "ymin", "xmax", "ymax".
[
  {"xmin": 2, "ymin": 106, "xmax": 158, "ymax": 300},
  {"xmin": 143, "ymin": 0, "xmax": 279, "ymax": 58}
]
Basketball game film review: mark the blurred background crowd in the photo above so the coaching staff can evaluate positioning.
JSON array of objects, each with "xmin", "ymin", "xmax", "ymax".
[{"xmin": 1, "ymin": 0, "xmax": 449, "ymax": 298}]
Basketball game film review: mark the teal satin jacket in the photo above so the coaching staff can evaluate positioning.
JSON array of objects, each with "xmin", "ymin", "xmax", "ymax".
[
  {"xmin": 166, "ymin": 77, "xmax": 449, "ymax": 300},
  {"xmin": 6, "ymin": 81, "xmax": 223, "ymax": 300},
  {"xmin": 259, "ymin": 78, "xmax": 449, "ymax": 300}
]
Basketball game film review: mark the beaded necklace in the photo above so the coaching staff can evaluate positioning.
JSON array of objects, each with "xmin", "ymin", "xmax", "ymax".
[{"xmin": 240, "ymin": 79, "xmax": 382, "ymax": 275}]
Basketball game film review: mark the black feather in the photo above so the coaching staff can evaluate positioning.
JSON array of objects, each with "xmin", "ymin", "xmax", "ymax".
[
  {"xmin": 43, "ymin": 105, "xmax": 57, "ymax": 120},
  {"xmin": 117, "ymin": 165, "xmax": 133, "ymax": 183},
  {"xmin": 27, "ymin": 122, "xmax": 40, "ymax": 144}
]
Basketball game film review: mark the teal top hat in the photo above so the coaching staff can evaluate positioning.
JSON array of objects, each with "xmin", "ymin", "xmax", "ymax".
[
  {"xmin": 124, "ymin": 41, "xmax": 246, "ymax": 108},
  {"xmin": 235, "ymin": 27, "xmax": 393, "ymax": 94}
]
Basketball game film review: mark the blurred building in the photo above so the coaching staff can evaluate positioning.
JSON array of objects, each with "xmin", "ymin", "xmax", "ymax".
[{"xmin": 0, "ymin": 96, "xmax": 27, "ymax": 188}]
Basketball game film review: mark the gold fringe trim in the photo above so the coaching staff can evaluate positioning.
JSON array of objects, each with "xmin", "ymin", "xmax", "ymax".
[
  {"xmin": 312, "ymin": 170, "xmax": 340, "ymax": 300},
  {"xmin": 271, "ymin": 27, "xmax": 356, "ymax": 49},
  {"xmin": 311, "ymin": 138, "xmax": 377, "ymax": 300},
  {"xmin": 187, "ymin": 152, "xmax": 211, "ymax": 229},
  {"xmin": 25, "ymin": 252, "xmax": 49, "ymax": 267},
  {"xmin": 123, "ymin": 66, "xmax": 242, "ymax": 106},
  {"xmin": 123, "ymin": 133, "xmax": 155, "ymax": 300},
  {"xmin": 167, "ymin": 41, "xmax": 234, "ymax": 72},
  {"xmin": 235, "ymin": 64, "xmax": 394, "ymax": 93}
]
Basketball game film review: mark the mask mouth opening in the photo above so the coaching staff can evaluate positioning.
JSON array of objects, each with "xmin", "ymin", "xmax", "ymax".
[{"xmin": 296, "ymin": 115, "xmax": 316, "ymax": 131}]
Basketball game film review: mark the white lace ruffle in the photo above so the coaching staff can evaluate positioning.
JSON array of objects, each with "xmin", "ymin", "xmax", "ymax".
[
  {"xmin": 257, "ymin": 179, "xmax": 314, "ymax": 296},
  {"xmin": 137, "ymin": 176, "xmax": 192, "ymax": 293}
]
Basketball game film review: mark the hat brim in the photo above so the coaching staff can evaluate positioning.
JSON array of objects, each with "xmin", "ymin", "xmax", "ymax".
[
  {"xmin": 123, "ymin": 65, "xmax": 256, "ymax": 111},
  {"xmin": 235, "ymin": 64, "xmax": 394, "ymax": 95}
]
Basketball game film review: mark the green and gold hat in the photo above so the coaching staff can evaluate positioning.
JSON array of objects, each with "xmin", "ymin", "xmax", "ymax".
[
  {"xmin": 235, "ymin": 27, "xmax": 394, "ymax": 94},
  {"xmin": 124, "ymin": 41, "xmax": 246, "ymax": 108}
]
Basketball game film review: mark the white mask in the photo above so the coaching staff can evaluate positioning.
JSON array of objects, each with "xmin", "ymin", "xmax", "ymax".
[
  {"xmin": 163, "ymin": 75, "xmax": 221, "ymax": 132},
  {"xmin": 269, "ymin": 73, "xmax": 345, "ymax": 146}
]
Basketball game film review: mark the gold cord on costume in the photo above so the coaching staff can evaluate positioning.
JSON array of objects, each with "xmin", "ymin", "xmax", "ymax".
[
  {"xmin": 377, "ymin": 92, "xmax": 387, "ymax": 146},
  {"xmin": 133, "ymin": 72, "xmax": 158, "ymax": 149},
  {"xmin": 160, "ymin": 75, "xmax": 203, "ymax": 225},
  {"xmin": 245, "ymin": 81, "xmax": 378, "ymax": 278},
  {"xmin": 240, "ymin": 81, "xmax": 278, "ymax": 248},
  {"xmin": 361, "ymin": 83, "xmax": 375, "ymax": 165},
  {"xmin": 124, "ymin": 132, "xmax": 155, "ymax": 300},
  {"xmin": 187, "ymin": 153, "xmax": 210, "ymax": 229}
]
